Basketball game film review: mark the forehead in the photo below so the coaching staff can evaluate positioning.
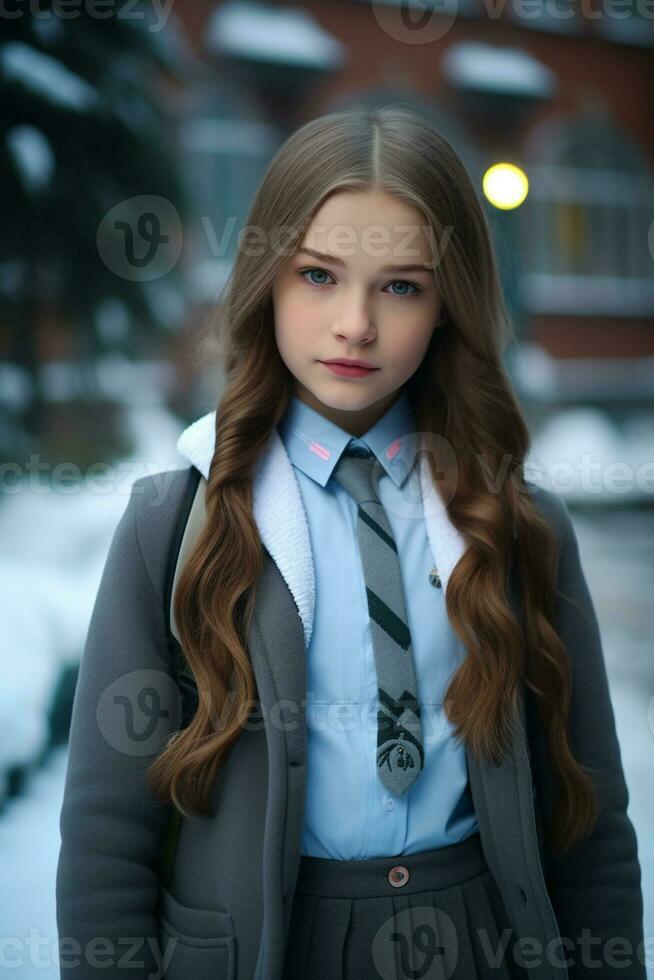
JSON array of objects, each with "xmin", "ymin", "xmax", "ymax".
[{"xmin": 300, "ymin": 189, "xmax": 434, "ymax": 266}]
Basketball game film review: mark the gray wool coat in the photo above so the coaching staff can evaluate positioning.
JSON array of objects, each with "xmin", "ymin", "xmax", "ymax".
[{"xmin": 56, "ymin": 412, "xmax": 646, "ymax": 980}]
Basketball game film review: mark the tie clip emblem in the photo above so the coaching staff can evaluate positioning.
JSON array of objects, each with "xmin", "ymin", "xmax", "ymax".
[{"xmin": 429, "ymin": 566, "xmax": 441, "ymax": 589}]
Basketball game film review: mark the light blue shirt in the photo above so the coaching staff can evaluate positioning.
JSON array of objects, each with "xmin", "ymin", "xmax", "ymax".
[{"xmin": 277, "ymin": 388, "xmax": 478, "ymax": 859}]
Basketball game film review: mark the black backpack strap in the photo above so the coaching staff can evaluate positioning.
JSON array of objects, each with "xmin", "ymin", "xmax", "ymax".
[
  {"xmin": 158, "ymin": 463, "xmax": 202, "ymax": 890},
  {"xmin": 164, "ymin": 464, "xmax": 202, "ymax": 727}
]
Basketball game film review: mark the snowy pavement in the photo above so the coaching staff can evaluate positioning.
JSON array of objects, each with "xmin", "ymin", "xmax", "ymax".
[
  {"xmin": 0, "ymin": 747, "xmax": 67, "ymax": 977},
  {"xmin": 572, "ymin": 508, "xmax": 654, "ymax": 979}
]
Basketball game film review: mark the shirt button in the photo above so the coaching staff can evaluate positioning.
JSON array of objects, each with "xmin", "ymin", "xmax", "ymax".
[
  {"xmin": 388, "ymin": 865, "xmax": 410, "ymax": 888},
  {"xmin": 384, "ymin": 797, "xmax": 393, "ymax": 811}
]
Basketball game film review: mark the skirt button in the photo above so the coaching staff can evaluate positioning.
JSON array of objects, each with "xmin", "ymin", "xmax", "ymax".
[{"xmin": 388, "ymin": 865, "xmax": 410, "ymax": 888}]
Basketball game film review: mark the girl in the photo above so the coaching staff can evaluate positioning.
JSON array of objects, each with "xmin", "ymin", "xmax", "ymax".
[{"xmin": 56, "ymin": 105, "xmax": 645, "ymax": 980}]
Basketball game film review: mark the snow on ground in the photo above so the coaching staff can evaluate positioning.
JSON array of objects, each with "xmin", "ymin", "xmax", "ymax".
[
  {"xmin": 0, "ymin": 747, "xmax": 67, "ymax": 977},
  {"xmin": 0, "ymin": 400, "xmax": 186, "ymax": 794},
  {"xmin": 0, "ymin": 398, "xmax": 187, "ymax": 977}
]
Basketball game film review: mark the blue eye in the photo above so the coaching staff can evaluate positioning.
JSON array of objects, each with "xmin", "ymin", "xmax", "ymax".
[
  {"xmin": 298, "ymin": 268, "xmax": 334, "ymax": 287},
  {"xmin": 386, "ymin": 280, "xmax": 420, "ymax": 298},
  {"xmin": 295, "ymin": 266, "xmax": 423, "ymax": 299}
]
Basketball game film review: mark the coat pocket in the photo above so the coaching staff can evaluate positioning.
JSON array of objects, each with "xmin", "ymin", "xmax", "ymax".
[{"xmin": 158, "ymin": 886, "xmax": 236, "ymax": 980}]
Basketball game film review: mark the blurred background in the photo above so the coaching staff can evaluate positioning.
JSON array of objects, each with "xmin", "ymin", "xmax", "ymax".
[{"xmin": 0, "ymin": 0, "xmax": 652, "ymax": 975}]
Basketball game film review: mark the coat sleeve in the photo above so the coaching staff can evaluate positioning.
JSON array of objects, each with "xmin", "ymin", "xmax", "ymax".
[
  {"xmin": 543, "ymin": 493, "xmax": 646, "ymax": 979},
  {"xmin": 56, "ymin": 479, "xmax": 182, "ymax": 979}
]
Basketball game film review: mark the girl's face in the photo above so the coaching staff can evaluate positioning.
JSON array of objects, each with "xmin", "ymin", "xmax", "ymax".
[{"xmin": 272, "ymin": 189, "xmax": 443, "ymax": 437}]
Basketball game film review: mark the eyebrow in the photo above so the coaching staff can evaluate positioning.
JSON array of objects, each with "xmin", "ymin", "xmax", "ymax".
[{"xmin": 296, "ymin": 247, "xmax": 434, "ymax": 274}]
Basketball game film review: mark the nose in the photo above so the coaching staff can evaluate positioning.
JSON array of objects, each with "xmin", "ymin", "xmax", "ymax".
[{"xmin": 333, "ymin": 292, "xmax": 376, "ymax": 343}]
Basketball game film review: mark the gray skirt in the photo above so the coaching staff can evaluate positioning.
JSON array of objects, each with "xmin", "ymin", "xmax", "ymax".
[{"xmin": 281, "ymin": 831, "xmax": 528, "ymax": 980}]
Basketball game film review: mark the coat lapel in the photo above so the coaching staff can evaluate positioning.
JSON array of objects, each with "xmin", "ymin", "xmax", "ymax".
[{"xmin": 176, "ymin": 412, "xmax": 564, "ymax": 980}]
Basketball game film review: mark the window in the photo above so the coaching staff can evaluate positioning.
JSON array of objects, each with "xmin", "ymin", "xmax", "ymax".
[
  {"xmin": 520, "ymin": 115, "xmax": 654, "ymax": 315},
  {"xmin": 175, "ymin": 85, "xmax": 280, "ymax": 302}
]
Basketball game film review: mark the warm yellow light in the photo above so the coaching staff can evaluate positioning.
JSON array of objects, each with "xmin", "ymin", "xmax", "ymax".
[{"xmin": 483, "ymin": 163, "xmax": 529, "ymax": 210}]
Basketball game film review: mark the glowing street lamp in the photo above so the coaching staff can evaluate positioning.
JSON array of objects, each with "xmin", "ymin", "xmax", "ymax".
[{"xmin": 483, "ymin": 162, "xmax": 529, "ymax": 210}]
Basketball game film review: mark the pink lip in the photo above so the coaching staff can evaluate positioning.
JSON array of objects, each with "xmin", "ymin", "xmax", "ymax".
[
  {"xmin": 321, "ymin": 358, "xmax": 377, "ymax": 369},
  {"xmin": 320, "ymin": 361, "xmax": 378, "ymax": 378}
]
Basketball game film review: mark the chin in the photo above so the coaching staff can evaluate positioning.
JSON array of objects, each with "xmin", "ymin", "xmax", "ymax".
[{"xmin": 321, "ymin": 392, "xmax": 381, "ymax": 412}]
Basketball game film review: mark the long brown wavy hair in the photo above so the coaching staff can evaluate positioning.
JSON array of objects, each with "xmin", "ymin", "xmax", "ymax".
[{"xmin": 148, "ymin": 103, "xmax": 600, "ymax": 857}]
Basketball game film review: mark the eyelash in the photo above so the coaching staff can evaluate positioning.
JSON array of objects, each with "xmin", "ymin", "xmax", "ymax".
[{"xmin": 295, "ymin": 266, "xmax": 423, "ymax": 299}]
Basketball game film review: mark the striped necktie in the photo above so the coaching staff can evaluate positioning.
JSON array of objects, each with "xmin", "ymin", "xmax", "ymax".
[{"xmin": 331, "ymin": 443, "xmax": 424, "ymax": 794}]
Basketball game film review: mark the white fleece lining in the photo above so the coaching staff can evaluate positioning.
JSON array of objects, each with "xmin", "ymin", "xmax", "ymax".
[{"xmin": 176, "ymin": 411, "xmax": 468, "ymax": 651}]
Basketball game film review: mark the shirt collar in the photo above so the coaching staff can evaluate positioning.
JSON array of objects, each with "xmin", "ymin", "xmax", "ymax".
[{"xmin": 277, "ymin": 388, "xmax": 418, "ymax": 490}]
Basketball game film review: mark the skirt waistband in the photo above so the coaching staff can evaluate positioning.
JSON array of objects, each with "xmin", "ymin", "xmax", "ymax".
[{"xmin": 295, "ymin": 831, "xmax": 488, "ymax": 899}]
